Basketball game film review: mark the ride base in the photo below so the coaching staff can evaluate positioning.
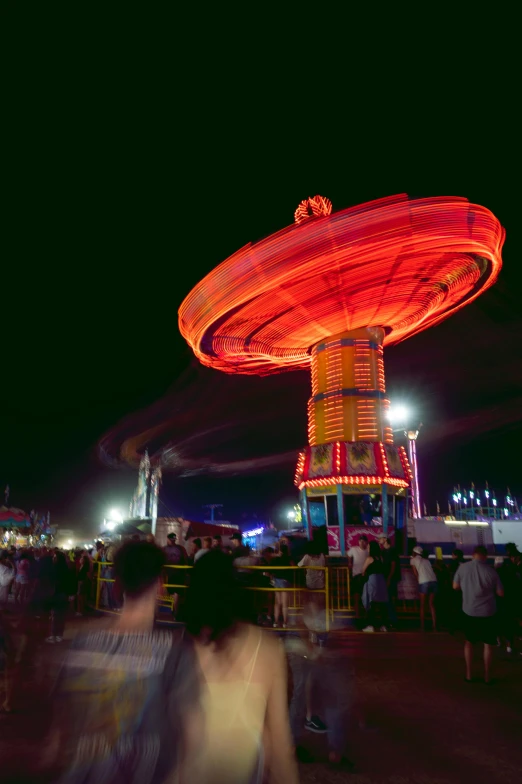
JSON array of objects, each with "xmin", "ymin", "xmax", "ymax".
[{"xmin": 294, "ymin": 328, "xmax": 411, "ymax": 553}]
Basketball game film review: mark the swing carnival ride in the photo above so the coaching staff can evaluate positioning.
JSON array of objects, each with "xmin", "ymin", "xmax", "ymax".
[{"xmin": 179, "ymin": 194, "xmax": 504, "ymax": 555}]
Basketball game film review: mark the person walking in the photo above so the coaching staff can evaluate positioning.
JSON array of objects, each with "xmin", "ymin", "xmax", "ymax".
[
  {"xmin": 380, "ymin": 536, "xmax": 401, "ymax": 627},
  {"xmin": 410, "ymin": 546, "xmax": 438, "ymax": 631},
  {"xmin": 49, "ymin": 541, "xmax": 200, "ymax": 783},
  {"xmin": 183, "ymin": 549, "xmax": 298, "ymax": 783},
  {"xmin": 447, "ymin": 549, "xmax": 465, "ymax": 633},
  {"xmin": 496, "ymin": 544, "xmax": 521, "ymax": 654},
  {"xmin": 361, "ymin": 541, "xmax": 389, "ymax": 632},
  {"xmin": 453, "ymin": 545, "xmax": 504, "ymax": 683},
  {"xmin": 76, "ymin": 554, "xmax": 91, "ymax": 616},
  {"xmin": 285, "ymin": 632, "xmax": 328, "ymax": 746},
  {"xmin": 298, "ymin": 540, "xmax": 326, "ymax": 643},
  {"xmin": 47, "ymin": 551, "xmax": 76, "ymax": 643}
]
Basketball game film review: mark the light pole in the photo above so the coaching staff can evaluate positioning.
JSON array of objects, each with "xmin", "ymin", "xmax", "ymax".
[
  {"xmin": 286, "ymin": 504, "xmax": 302, "ymax": 529},
  {"xmin": 406, "ymin": 428, "xmax": 421, "ymax": 519},
  {"xmin": 387, "ymin": 405, "xmax": 422, "ymax": 520},
  {"xmin": 203, "ymin": 504, "xmax": 223, "ymax": 523}
]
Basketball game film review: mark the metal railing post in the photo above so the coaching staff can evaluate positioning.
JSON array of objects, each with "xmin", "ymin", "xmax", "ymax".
[
  {"xmin": 95, "ymin": 562, "xmax": 102, "ymax": 611},
  {"xmin": 324, "ymin": 565, "xmax": 330, "ymax": 632}
]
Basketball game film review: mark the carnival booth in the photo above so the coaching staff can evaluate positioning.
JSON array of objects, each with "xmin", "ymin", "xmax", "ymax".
[{"xmin": 1, "ymin": 506, "xmax": 32, "ymax": 547}]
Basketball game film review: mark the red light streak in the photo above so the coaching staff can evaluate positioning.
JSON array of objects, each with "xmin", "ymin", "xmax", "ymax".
[{"xmin": 179, "ymin": 194, "xmax": 504, "ymax": 377}]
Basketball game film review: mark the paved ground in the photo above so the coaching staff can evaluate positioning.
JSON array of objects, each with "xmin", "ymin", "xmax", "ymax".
[
  {"xmin": 299, "ymin": 632, "xmax": 522, "ymax": 784},
  {"xmin": 1, "ymin": 614, "xmax": 521, "ymax": 783}
]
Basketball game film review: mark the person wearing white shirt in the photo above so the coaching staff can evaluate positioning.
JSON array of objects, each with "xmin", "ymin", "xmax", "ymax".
[
  {"xmin": 410, "ymin": 546, "xmax": 438, "ymax": 632},
  {"xmin": 347, "ymin": 536, "xmax": 369, "ymax": 618},
  {"xmin": 194, "ymin": 536, "xmax": 212, "ymax": 562}
]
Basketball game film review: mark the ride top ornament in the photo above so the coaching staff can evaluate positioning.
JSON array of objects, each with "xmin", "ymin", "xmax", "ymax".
[
  {"xmin": 179, "ymin": 194, "xmax": 504, "ymax": 546},
  {"xmin": 294, "ymin": 195, "xmax": 333, "ymax": 224}
]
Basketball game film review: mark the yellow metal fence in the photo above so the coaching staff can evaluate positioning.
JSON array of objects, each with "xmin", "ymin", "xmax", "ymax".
[
  {"xmin": 94, "ymin": 562, "xmax": 333, "ymax": 630},
  {"xmin": 93, "ymin": 561, "xmax": 423, "ymax": 624}
]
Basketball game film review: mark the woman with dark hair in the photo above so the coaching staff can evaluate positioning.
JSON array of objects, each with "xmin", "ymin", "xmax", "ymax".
[
  {"xmin": 361, "ymin": 540, "xmax": 389, "ymax": 633},
  {"xmin": 183, "ymin": 549, "xmax": 298, "ymax": 784}
]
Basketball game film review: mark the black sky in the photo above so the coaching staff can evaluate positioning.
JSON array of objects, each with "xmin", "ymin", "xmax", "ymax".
[{"xmin": 2, "ymin": 9, "xmax": 520, "ymax": 539}]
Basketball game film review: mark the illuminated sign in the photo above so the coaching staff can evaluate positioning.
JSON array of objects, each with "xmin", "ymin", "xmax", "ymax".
[{"xmin": 243, "ymin": 527, "xmax": 264, "ymax": 537}]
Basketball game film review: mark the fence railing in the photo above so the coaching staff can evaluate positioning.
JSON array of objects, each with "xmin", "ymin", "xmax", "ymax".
[
  {"xmin": 92, "ymin": 561, "xmax": 425, "ymax": 625},
  {"xmin": 93, "ymin": 561, "xmax": 332, "ymax": 630}
]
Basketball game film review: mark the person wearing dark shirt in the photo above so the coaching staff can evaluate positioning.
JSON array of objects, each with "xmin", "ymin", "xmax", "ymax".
[
  {"xmin": 76, "ymin": 555, "xmax": 91, "ymax": 617},
  {"xmin": 447, "ymin": 549, "xmax": 465, "ymax": 633},
  {"xmin": 449, "ymin": 549, "xmax": 465, "ymax": 577},
  {"xmin": 50, "ymin": 541, "xmax": 200, "ymax": 784},
  {"xmin": 229, "ymin": 531, "xmax": 249, "ymax": 560},
  {"xmin": 46, "ymin": 551, "xmax": 76, "ymax": 643},
  {"xmin": 380, "ymin": 537, "xmax": 401, "ymax": 626},
  {"xmin": 362, "ymin": 541, "xmax": 389, "ymax": 632},
  {"xmin": 496, "ymin": 544, "xmax": 522, "ymax": 654},
  {"xmin": 163, "ymin": 533, "xmax": 187, "ymax": 565}
]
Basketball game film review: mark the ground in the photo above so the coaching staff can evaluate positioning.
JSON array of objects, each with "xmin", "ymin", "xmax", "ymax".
[{"xmin": 1, "ymin": 618, "xmax": 521, "ymax": 783}]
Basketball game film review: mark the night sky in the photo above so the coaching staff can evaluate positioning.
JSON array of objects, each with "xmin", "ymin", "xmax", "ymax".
[{"xmin": 2, "ymin": 10, "xmax": 519, "ymax": 540}]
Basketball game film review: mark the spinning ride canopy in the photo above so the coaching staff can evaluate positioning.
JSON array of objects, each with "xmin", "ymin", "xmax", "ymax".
[
  {"xmin": 179, "ymin": 194, "xmax": 504, "ymax": 376},
  {"xmin": 179, "ymin": 194, "xmax": 504, "ymax": 491}
]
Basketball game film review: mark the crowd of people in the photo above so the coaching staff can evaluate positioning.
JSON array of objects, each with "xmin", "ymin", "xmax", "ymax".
[
  {"xmin": 0, "ymin": 546, "xmax": 90, "ymax": 638},
  {"xmin": 44, "ymin": 538, "xmax": 357, "ymax": 782},
  {"xmin": 160, "ymin": 530, "xmax": 326, "ymax": 630},
  {"xmin": 346, "ymin": 535, "xmax": 522, "ymax": 645},
  {"xmin": 1, "ymin": 532, "xmax": 521, "ymax": 780}
]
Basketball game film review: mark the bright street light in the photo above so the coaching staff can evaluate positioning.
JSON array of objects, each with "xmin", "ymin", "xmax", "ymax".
[
  {"xmin": 387, "ymin": 404, "xmax": 410, "ymax": 426},
  {"xmin": 287, "ymin": 510, "xmax": 296, "ymax": 520},
  {"xmin": 109, "ymin": 509, "xmax": 123, "ymax": 523}
]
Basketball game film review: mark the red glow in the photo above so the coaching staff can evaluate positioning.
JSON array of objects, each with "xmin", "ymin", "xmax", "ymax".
[
  {"xmin": 179, "ymin": 195, "xmax": 504, "ymax": 376},
  {"xmin": 298, "ymin": 475, "xmax": 409, "ymax": 490}
]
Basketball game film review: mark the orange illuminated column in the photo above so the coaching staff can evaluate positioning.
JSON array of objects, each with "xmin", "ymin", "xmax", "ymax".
[{"xmin": 308, "ymin": 327, "xmax": 393, "ymax": 447}]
